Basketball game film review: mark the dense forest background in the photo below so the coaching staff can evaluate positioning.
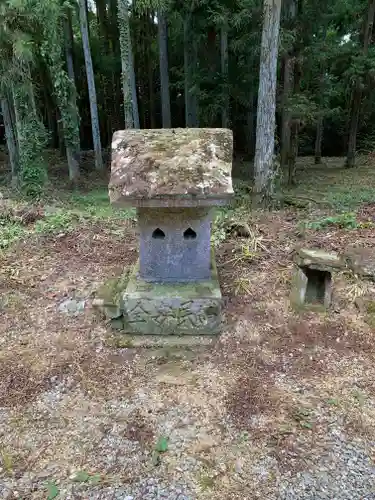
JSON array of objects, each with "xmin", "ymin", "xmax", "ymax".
[{"xmin": 1, "ymin": 0, "xmax": 375, "ymax": 195}]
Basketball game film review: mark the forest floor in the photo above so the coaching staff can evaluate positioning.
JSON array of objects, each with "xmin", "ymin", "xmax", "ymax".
[{"xmin": 1, "ymin": 154, "xmax": 375, "ymax": 499}]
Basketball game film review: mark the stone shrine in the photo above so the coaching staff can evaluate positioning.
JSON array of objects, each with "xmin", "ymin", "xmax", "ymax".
[{"xmin": 100, "ymin": 128, "xmax": 233, "ymax": 335}]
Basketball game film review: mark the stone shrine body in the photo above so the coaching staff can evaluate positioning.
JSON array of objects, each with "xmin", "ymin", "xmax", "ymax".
[{"xmin": 107, "ymin": 127, "xmax": 233, "ymax": 335}]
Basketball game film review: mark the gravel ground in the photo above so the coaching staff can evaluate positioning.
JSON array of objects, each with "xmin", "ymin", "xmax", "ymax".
[
  {"xmin": 278, "ymin": 430, "xmax": 375, "ymax": 500},
  {"xmin": 1, "ymin": 356, "xmax": 375, "ymax": 500}
]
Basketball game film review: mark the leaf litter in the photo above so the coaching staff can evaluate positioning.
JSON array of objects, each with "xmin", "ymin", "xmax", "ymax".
[{"xmin": 0, "ymin": 190, "xmax": 375, "ymax": 498}]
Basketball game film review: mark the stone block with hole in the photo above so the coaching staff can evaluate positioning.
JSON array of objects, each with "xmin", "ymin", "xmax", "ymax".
[
  {"xmin": 95, "ymin": 128, "xmax": 233, "ymax": 335},
  {"xmin": 291, "ymin": 248, "xmax": 346, "ymax": 308}
]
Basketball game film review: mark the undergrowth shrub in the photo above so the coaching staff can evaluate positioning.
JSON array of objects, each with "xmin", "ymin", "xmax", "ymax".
[
  {"xmin": 305, "ymin": 212, "xmax": 359, "ymax": 230},
  {"xmin": 21, "ymin": 160, "xmax": 48, "ymax": 197}
]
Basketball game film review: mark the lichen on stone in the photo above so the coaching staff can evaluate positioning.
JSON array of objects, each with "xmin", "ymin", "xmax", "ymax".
[{"xmin": 109, "ymin": 128, "xmax": 233, "ymax": 205}]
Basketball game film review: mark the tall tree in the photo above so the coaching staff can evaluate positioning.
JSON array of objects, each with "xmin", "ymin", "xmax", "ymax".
[
  {"xmin": 39, "ymin": 0, "xmax": 81, "ymax": 182},
  {"xmin": 280, "ymin": 0, "xmax": 297, "ymax": 169},
  {"xmin": 221, "ymin": 21, "xmax": 229, "ymax": 128},
  {"xmin": 184, "ymin": 6, "xmax": 199, "ymax": 127},
  {"xmin": 118, "ymin": 0, "xmax": 140, "ymax": 128},
  {"xmin": 96, "ymin": 0, "xmax": 110, "ymax": 52},
  {"xmin": 63, "ymin": 6, "xmax": 75, "ymax": 82},
  {"xmin": 1, "ymin": 95, "xmax": 19, "ymax": 187},
  {"xmin": 253, "ymin": 0, "xmax": 282, "ymax": 207},
  {"xmin": 158, "ymin": 9, "xmax": 171, "ymax": 127},
  {"xmin": 345, "ymin": 0, "xmax": 375, "ymax": 168},
  {"xmin": 78, "ymin": 0, "xmax": 103, "ymax": 170},
  {"xmin": 0, "ymin": 0, "xmax": 49, "ymax": 193},
  {"xmin": 314, "ymin": 71, "xmax": 325, "ymax": 164}
]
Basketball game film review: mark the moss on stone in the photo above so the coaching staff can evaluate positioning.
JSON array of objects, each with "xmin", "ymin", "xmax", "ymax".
[
  {"xmin": 365, "ymin": 300, "xmax": 375, "ymax": 315},
  {"xmin": 108, "ymin": 335, "xmax": 135, "ymax": 348},
  {"xmin": 126, "ymin": 265, "xmax": 220, "ymax": 299},
  {"xmin": 96, "ymin": 268, "xmax": 130, "ymax": 307},
  {"xmin": 363, "ymin": 300, "xmax": 375, "ymax": 328},
  {"xmin": 365, "ymin": 314, "xmax": 375, "ymax": 329},
  {"xmin": 109, "ymin": 128, "xmax": 233, "ymax": 204}
]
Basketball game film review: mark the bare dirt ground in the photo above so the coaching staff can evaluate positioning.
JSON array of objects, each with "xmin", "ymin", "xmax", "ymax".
[{"xmin": 1, "ymin": 157, "xmax": 375, "ymax": 499}]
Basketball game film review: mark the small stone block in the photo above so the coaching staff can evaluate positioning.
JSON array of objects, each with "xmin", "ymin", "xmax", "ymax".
[
  {"xmin": 294, "ymin": 248, "xmax": 345, "ymax": 272},
  {"xmin": 122, "ymin": 253, "xmax": 222, "ymax": 335}
]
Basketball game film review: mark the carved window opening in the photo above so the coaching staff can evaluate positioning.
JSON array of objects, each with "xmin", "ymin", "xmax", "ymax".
[
  {"xmin": 152, "ymin": 228, "xmax": 165, "ymax": 239},
  {"xmin": 183, "ymin": 227, "xmax": 197, "ymax": 240}
]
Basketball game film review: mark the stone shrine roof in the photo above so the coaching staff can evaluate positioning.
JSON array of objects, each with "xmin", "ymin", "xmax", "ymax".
[{"xmin": 109, "ymin": 128, "xmax": 233, "ymax": 207}]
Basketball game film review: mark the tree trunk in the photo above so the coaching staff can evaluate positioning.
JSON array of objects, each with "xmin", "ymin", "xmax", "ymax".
[
  {"xmin": 346, "ymin": 0, "xmax": 375, "ymax": 168},
  {"xmin": 346, "ymin": 86, "xmax": 362, "ymax": 168},
  {"xmin": 79, "ymin": 0, "xmax": 103, "ymax": 170},
  {"xmin": 85, "ymin": 0, "xmax": 90, "ymax": 38},
  {"xmin": 129, "ymin": 25, "xmax": 140, "ymax": 128},
  {"xmin": 118, "ymin": 0, "xmax": 139, "ymax": 128},
  {"xmin": 314, "ymin": 115, "xmax": 323, "ymax": 164},
  {"xmin": 108, "ymin": 0, "xmax": 122, "ymax": 131},
  {"xmin": 42, "ymin": 76, "xmax": 57, "ymax": 148},
  {"xmin": 221, "ymin": 24, "xmax": 229, "ymax": 128},
  {"xmin": 158, "ymin": 11, "xmax": 171, "ymax": 128},
  {"xmin": 63, "ymin": 10, "xmax": 75, "ymax": 82},
  {"xmin": 287, "ymin": 60, "xmax": 302, "ymax": 185},
  {"xmin": 1, "ymin": 95, "xmax": 19, "ymax": 187},
  {"xmin": 246, "ymin": 91, "xmax": 255, "ymax": 158},
  {"xmin": 57, "ymin": 111, "xmax": 66, "ymax": 157},
  {"xmin": 192, "ymin": 35, "xmax": 199, "ymax": 126},
  {"xmin": 253, "ymin": 0, "xmax": 282, "ymax": 207},
  {"xmin": 11, "ymin": 89, "xmax": 22, "ymax": 155},
  {"xmin": 148, "ymin": 38, "xmax": 156, "ymax": 129},
  {"xmin": 109, "ymin": 0, "xmax": 120, "ymax": 55},
  {"xmin": 12, "ymin": 80, "xmax": 48, "ymax": 190},
  {"xmin": 63, "ymin": 7, "xmax": 80, "ymax": 180},
  {"xmin": 314, "ymin": 65, "xmax": 325, "ymax": 165},
  {"xmin": 280, "ymin": 0, "xmax": 297, "ymax": 168},
  {"xmin": 288, "ymin": 120, "xmax": 299, "ymax": 185},
  {"xmin": 96, "ymin": 0, "xmax": 110, "ymax": 52},
  {"xmin": 280, "ymin": 56, "xmax": 293, "ymax": 167},
  {"xmin": 184, "ymin": 12, "xmax": 199, "ymax": 127}
]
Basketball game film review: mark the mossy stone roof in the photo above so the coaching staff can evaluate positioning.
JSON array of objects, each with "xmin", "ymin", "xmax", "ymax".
[{"xmin": 109, "ymin": 128, "xmax": 233, "ymax": 207}]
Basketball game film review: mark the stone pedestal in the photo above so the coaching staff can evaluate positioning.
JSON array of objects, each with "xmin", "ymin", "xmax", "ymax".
[{"xmin": 123, "ymin": 252, "xmax": 221, "ymax": 335}]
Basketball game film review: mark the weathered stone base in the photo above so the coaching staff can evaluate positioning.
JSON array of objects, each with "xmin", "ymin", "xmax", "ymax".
[
  {"xmin": 94, "ymin": 252, "xmax": 223, "ymax": 335},
  {"xmin": 122, "ymin": 256, "xmax": 222, "ymax": 335}
]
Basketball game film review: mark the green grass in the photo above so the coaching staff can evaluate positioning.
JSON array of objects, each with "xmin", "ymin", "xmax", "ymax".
[
  {"xmin": 303, "ymin": 212, "xmax": 359, "ymax": 230},
  {"xmin": 284, "ymin": 158, "xmax": 375, "ymax": 209},
  {"xmin": 326, "ymin": 186, "xmax": 375, "ymax": 210},
  {"xmin": 0, "ymin": 222, "xmax": 26, "ymax": 248},
  {"xmin": 67, "ymin": 189, "xmax": 135, "ymax": 219},
  {"xmin": 0, "ymin": 188, "xmax": 135, "ymax": 250}
]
